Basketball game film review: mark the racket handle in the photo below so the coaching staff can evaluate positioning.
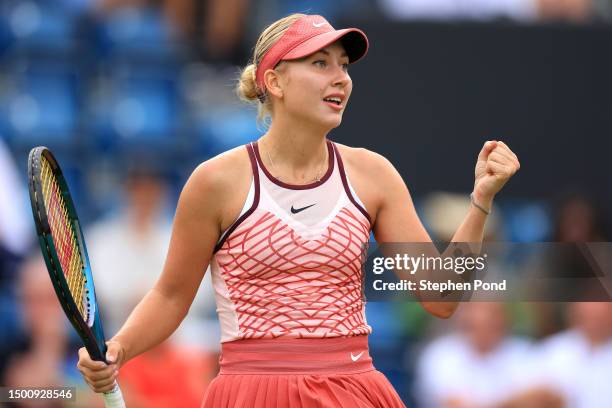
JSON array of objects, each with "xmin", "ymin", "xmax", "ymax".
[{"xmin": 102, "ymin": 383, "xmax": 125, "ymax": 408}]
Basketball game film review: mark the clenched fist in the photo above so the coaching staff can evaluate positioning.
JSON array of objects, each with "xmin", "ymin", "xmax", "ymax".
[{"xmin": 473, "ymin": 140, "xmax": 520, "ymax": 206}]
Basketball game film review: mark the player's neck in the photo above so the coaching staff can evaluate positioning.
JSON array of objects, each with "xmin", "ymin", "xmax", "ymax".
[{"xmin": 262, "ymin": 120, "xmax": 328, "ymax": 170}]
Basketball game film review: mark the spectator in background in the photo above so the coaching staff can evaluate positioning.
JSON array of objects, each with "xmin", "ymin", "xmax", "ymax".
[
  {"xmin": 162, "ymin": 0, "xmax": 373, "ymax": 64},
  {"xmin": 0, "ymin": 138, "xmax": 33, "ymax": 379},
  {"xmin": 117, "ymin": 341, "xmax": 216, "ymax": 408},
  {"xmin": 529, "ymin": 194, "xmax": 609, "ymax": 338},
  {"xmin": 378, "ymin": 0, "xmax": 539, "ymax": 22},
  {"xmin": 86, "ymin": 0, "xmax": 250, "ymax": 63},
  {"xmin": 3, "ymin": 253, "xmax": 102, "ymax": 408},
  {"xmin": 0, "ymin": 139, "xmax": 32, "ymax": 258},
  {"xmin": 416, "ymin": 302, "xmax": 562, "ymax": 408},
  {"xmin": 86, "ymin": 160, "xmax": 219, "ymax": 405},
  {"xmin": 537, "ymin": 0, "xmax": 612, "ymax": 22},
  {"xmin": 378, "ymin": 0, "xmax": 612, "ymax": 23},
  {"xmin": 93, "ymin": 0, "xmax": 157, "ymax": 14},
  {"xmin": 87, "ymin": 160, "xmax": 218, "ymax": 349},
  {"xmin": 553, "ymin": 194, "xmax": 607, "ymax": 242},
  {"xmin": 551, "ymin": 194, "xmax": 608, "ymax": 298},
  {"xmin": 163, "ymin": 0, "xmax": 249, "ymax": 63},
  {"xmin": 87, "ymin": 163, "xmax": 174, "ymax": 336},
  {"xmin": 529, "ymin": 302, "xmax": 612, "ymax": 407}
]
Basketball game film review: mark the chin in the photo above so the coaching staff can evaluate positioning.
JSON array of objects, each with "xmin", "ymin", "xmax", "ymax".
[
  {"xmin": 296, "ymin": 109, "xmax": 343, "ymax": 131},
  {"xmin": 327, "ymin": 119, "xmax": 342, "ymax": 129},
  {"xmin": 319, "ymin": 113, "xmax": 343, "ymax": 130}
]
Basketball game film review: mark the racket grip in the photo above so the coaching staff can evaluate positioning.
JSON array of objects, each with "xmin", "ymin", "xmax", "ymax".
[{"xmin": 102, "ymin": 383, "xmax": 126, "ymax": 408}]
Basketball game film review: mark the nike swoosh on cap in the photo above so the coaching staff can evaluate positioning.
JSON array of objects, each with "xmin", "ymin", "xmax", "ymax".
[{"xmin": 312, "ymin": 22, "xmax": 327, "ymax": 28}]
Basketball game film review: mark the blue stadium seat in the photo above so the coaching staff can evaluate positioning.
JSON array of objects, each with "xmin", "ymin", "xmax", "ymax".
[
  {"xmin": 194, "ymin": 108, "xmax": 265, "ymax": 156},
  {"xmin": 94, "ymin": 6, "xmax": 182, "ymax": 62},
  {"xmin": 0, "ymin": 5, "xmax": 11, "ymax": 58},
  {"xmin": 88, "ymin": 68, "xmax": 183, "ymax": 151},
  {"xmin": 366, "ymin": 302, "xmax": 411, "ymax": 402},
  {"xmin": 3, "ymin": 60, "xmax": 80, "ymax": 147},
  {"xmin": 1, "ymin": 0, "xmax": 81, "ymax": 56},
  {"xmin": 504, "ymin": 202, "xmax": 552, "ymax": 242}
]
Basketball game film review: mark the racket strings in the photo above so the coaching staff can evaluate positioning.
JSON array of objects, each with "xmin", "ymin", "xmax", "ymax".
[{"xmin": 40, "ymin": 157, "xmax": 88, "ymax": 319}]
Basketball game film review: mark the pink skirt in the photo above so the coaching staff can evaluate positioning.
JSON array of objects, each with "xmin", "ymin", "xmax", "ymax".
[{"xmin": 201, "ymin": 336, "xmax": 406, "ymax": 408}]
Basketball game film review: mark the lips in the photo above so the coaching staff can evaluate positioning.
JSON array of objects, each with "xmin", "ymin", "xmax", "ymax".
[
  {"xmin": 323, "ymin": 96, "xmax": 342, "ymax": 105},
  {"xmin": 323, "ymin": 94, "xmax": 344, "ymax": 110},
  {"xmin": 323, "ymin": 100, "xmax": 343, "ymax": 111}
]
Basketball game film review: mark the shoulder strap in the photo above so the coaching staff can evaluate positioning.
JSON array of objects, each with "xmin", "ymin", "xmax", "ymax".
[
  {"xmin": 332, "ymin": 142, "xmax": 372, "ymax": 224},
  {"xmin": 213, "ymin": 143, "xmax": 261, "ymax": 253}
]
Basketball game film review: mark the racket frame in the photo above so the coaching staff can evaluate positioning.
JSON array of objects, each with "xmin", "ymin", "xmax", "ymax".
[{"xmin": 28, "ymin": 146, "xmax": 108, "ymax": 362}]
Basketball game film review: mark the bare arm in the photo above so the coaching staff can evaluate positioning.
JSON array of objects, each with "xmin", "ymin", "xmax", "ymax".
[
  {"xmin": 371, "ymin": 140, "xmax": 519, "ymax": 318},
  {"xmin": 77, "ymin": 158, "xmax": 226, "ymax": 392},
  {"xmin": 111, "ymin": 162, "xmax": 222, "ymax": 362}
]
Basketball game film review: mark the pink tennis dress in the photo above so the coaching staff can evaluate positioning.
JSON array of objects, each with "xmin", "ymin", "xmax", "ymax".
[{"xmin": 201, "ymin": 140, "xmax": 406, "ymax": 407}]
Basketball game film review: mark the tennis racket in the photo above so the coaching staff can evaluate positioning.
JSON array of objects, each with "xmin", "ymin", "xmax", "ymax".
[{"xmin": 27, "ymin": 146, "xmax": 126, "ymax": 408}]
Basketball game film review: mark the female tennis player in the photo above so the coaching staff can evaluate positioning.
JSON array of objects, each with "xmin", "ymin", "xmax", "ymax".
[{"xmin": 77, "ymin": 13, "xmax": 520, "ymax": 407}]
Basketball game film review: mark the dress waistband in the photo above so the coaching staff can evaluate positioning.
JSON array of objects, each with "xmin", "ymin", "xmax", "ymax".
[{"xmin": 219, "ymin": 335, "xmax": 374, "ymax": 375}]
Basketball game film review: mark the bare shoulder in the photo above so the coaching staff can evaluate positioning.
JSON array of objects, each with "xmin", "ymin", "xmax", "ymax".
[
  {"xmin": 334, "ymin": 143, "xmax": 396, "ymax": 182},
  {"xmin": 182, "ymin": 144, "xmax": 253, "ymax": 232},
  {"xmin": 190, "ymin": 145, "xmax": 251, "ymax": 190}
]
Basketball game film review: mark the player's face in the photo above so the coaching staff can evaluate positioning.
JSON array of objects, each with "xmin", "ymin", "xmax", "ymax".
[{"xmin": 279, "ymin": 41, "xmax": 352, "ymax": 130}]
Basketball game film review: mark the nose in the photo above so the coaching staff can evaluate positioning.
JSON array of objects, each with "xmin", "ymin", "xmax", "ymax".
[{"xmin": 332, "ymin": 65, "xmax": 350, "ymax": 88}]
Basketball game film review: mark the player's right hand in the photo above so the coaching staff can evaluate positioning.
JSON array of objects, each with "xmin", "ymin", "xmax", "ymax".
[{"xmin": 76, "ymin": 340, "xmax": 125, "ymax": 393}]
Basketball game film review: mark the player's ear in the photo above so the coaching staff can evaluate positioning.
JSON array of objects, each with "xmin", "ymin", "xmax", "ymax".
[{"xmin": 264, "ymin": 68, "xmax": 284, "ymax": 99}]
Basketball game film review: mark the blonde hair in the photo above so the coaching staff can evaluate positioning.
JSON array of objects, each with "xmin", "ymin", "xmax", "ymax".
[{"xmin": 237, "ymin": 13, "xmax": 305, "ymax": 124}]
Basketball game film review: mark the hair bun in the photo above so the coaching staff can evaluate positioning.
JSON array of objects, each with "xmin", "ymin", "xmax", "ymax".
[{"xmin": 237, "ymin": 63, "xmax": 260, "ymax": 102}]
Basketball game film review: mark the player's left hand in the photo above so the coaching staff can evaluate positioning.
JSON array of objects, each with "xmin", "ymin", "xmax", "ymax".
[{"xmin": 473, "ymin": 140, "xmax": 520, "ymax": 205}]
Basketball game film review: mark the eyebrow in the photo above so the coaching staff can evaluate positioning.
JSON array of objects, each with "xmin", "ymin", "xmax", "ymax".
[{"xmin": 315, "ymin": 49, "xmax": 349, "ymax": 59}]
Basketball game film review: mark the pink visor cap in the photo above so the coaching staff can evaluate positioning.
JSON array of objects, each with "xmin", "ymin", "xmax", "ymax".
[{"xmin": 255, "ymin": 15, "xmax": 369, "ymax": 94}]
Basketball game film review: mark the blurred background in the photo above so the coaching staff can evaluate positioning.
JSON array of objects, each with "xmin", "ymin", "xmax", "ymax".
[{"xmin": 1, "ymin": 0, "xmax": 611, "ymax": 406}]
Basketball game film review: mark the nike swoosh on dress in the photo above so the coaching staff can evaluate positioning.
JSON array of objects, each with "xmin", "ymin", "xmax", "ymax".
[{"xmin": 290, "ymin": 203, "xmax": 316, "ymax": 214}]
